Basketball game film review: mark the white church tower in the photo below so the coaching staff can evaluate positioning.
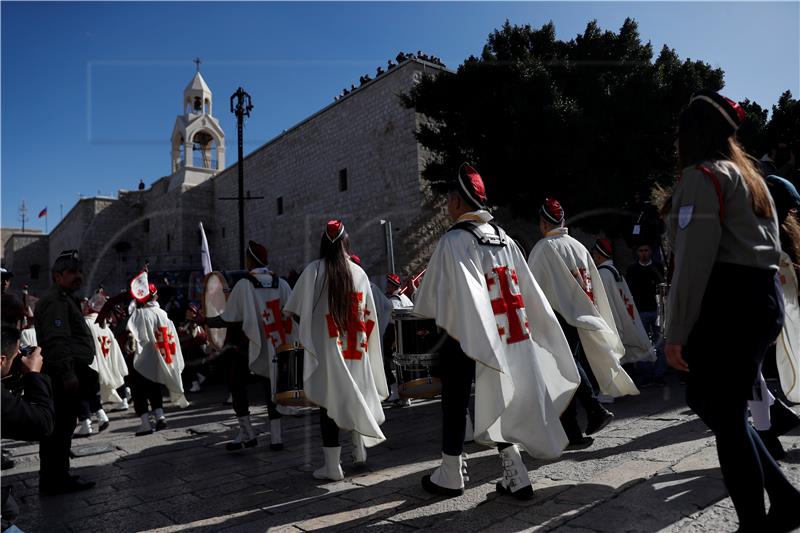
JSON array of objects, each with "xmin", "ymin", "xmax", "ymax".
[{"xmin": 169, "ymin": 59, "xmax": 225, "ymax": 191}]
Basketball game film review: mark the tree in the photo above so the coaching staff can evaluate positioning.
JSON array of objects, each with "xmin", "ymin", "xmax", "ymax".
[{"xmin": 403, "ymin": 19, "xmax": 725, "ymax": 229}]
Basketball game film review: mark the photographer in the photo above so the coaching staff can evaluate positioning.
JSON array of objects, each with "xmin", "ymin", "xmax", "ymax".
[{"xmin": 1, "ymin": 325, "xmax": 54, "ymax": 532}]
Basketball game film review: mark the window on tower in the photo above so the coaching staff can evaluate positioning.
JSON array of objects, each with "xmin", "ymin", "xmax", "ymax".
[
  {"xmin": 193, "ymin": 96, "xmax": 202, "ymax": 111},
  {"xmin": 339, "ymin": 168, "xmax": 348, "ymax": 192}
]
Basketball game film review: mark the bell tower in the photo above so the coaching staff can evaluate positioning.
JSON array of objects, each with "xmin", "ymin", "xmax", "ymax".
[{"xmin": 169, "ymin": 59, "xmax": 226, "ymax": 191}]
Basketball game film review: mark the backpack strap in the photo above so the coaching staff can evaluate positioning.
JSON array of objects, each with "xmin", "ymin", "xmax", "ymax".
[
  {"xmin": 598, "ymin": 264, "xmax": 622, "ymax": 283},
  {"xmin": 695, "ymin": 164, "xmax": 726, "ymax": 223},
  {"xmin": 448, "ymin": 221, "xmax": 508, "ymax": 247}
]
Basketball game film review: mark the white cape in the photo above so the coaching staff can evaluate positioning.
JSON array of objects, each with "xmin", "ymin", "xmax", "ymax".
[
  {"xmin": 284, "ymin": 259, "xmax": 388, "ymax": 447},
  {"xmin": 85, "ymin": 313, "xmax": 129, "ymax": 403},
  {"xmin": 127, "ymin": 302, "xmax": 189, "ymax": 408},
  {"xmin": 596, "ymin": 262, "xmax": 656, "ymax": 365},
  {"xmin": 414, "ymin": 213, "xmax": 580, "ymax": 459},
  {"xmin": 777, "ymin": 252, "xmax": 800, "ymax": 403},
  {"xmin": 220, "ymin": 269, "xmax": 295, "ymax": 381},
  {"xmin": 528, "ymin": 228, "xmax": 638, "ymax": 397}
]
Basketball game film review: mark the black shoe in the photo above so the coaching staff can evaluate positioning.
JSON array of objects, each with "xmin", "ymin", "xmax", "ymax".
[
  {"xmin": 495, "ymin": 481, "xmax": 534, "ymax": 500},
  {"xmin": 565, "ymin": 436, "xmax": 594, "ymax": 450},
  {"xmin": 771, "ymin": 400, "xmax": 800, "ymax": 436},
  {"xmin": 39, "ymin": 476, "xmax": 96, "ymax": 496},
  {"xmin": 586, "ymin": 407, "xmax": 614, "ymax": 436},
  {"xmin": 757, "ymin": 429, "xmax": 786, "ymax": 461},
  {"xmin": 155, "ymin": 418, "xmax": 167, "ymax": 431},
  {"xmin": 98, "ymin": 421, "xmax": 109, "ymax": 432},
  {"xmin": 421, "ymin": 475, "xmax": 464, "ymax": 497},
  {"xmin": 269, "ymin": 441, "xmax": 283, "ymax": 451}
]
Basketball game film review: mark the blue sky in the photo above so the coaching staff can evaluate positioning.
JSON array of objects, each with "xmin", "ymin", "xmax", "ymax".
[{"xmin": 2, "ymin": 1, "xmax": 798, "ymax": 230}]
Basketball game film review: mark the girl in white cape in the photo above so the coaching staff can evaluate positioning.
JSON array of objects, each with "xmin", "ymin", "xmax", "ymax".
[{"xmin": 284, "ymin": 220, "xmax": 388, "ymax": 481}]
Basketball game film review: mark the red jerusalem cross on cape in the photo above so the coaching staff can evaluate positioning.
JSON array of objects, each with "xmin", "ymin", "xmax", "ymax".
[
  {"xmin": 262, "ymin": 298, "xmax": 293, "ymax": 349},
  {"xmin": 326, "ymin": 292, "xmax": 376, "ymax": 360},
  {"xmin": 98, "ymin": 335, "xmax": 111, "ymax": 357},
  {"xmin": 156, "ymin": 326, "xmax": 176, "ymax": 364},
  {"xmin": 486, "ymin": 266, "xmax": 530, "ymax": 344}
]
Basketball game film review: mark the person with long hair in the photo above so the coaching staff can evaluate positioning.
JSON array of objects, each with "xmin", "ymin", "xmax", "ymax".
[
  {"xmin": 664, "ymin": 89, "xmax": 800, "ymax": 532},
  {"xmin": 284, "ymin": 220, "xmax": 388, "ymax": 480}
]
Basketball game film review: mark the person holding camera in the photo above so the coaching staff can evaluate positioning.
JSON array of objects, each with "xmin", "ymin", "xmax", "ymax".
[
  {"xmin": 33, "ymin": 250, "xmax": 97, "ymax": 495},
  {"xmin": 1, "ymin": 325, "xmax": 54, "ymax": 531}
]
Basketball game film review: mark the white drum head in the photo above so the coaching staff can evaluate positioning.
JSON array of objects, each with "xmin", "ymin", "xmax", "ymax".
[{"xmin": 203, "ymin": 272, "xmax": 228, "ymax": 349}]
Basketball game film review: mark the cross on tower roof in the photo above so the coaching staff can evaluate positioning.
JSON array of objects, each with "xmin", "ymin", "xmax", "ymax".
[{"xmin": 193, "ymin": 57, "xmax": 202, "ymax": 73}]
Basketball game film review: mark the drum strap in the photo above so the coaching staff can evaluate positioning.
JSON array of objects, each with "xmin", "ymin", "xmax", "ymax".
[
  {"xmin": 448, "ymin": 221, "xmax": 508, "ymax": 247},
  {"xmin": 242, "ymin": 273, "xmax": 279, "ymax": 289},
  {"xmin": 598, "ymin": 264, "xmax": 622, "ymax": 283}
]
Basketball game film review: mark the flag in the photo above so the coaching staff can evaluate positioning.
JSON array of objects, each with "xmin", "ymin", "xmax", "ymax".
[
  {"xmin": 38, "ymin": 207, "xmax": 47, "ymax": 218},
  {"xmin": 199, "ymin": 222, "xmax": 212, "ymax": 275}
]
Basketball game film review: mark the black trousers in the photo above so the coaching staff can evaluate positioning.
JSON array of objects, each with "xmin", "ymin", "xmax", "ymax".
[
  {"xmin": 684, "ymin": 263, "xmax": 796, "ymax": 528},
  {"xmin": 39, "ymin": 360, "xmax": 95, "ymax": 484},
  {"xmin": 438, "ymin": 336, "xmax": 511, "ymax": 455},
  {"xmin": 225, "ymin": 348, "xmax": 281, "ymax": 420},
  {"xmin": 130, "ymin": 366, "xmax": 163, "ymax": 416},
  {"xmin": 555, "ymin": 313, "xmax": 603, "ymax": 440},
  {"xmin": 320, "ymin": 408, "xmax": 339, "ymax": 447},
  {"xmin": 382, "ymin": 326, "xmax": 397, "ymax": 386}
]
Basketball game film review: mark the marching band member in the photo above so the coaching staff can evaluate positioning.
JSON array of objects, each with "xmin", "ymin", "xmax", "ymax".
[
  {"xmin": 383, "ymin": 273, "xmax": 413, "ymax": 405},
  {"xmin": 415, "ymin": 164, "xmax": 579, "ymax": 499},
  {"xmin": 664, "ymin": 89, "xmax": 800, "ymax": 532},
  {"xmin": 590, "ymin": 239, "xmax": 655, "ymax": 366},
  {"xmin": 386, "ymin": 274, "xmax": 412, "ymax": 309},
  {"xmin": 127, "ymin": 272, "xmax": 188, "ymax": 436},
  {"xmin": 284, "ymin": 220, "xmax": 388, "ymax": 481},
  {"xmin": 201, "ymin": 241, "xmax": 293, "ymax": 451},
  {"xmin": 529, "ymin": 199, "xmax": 638, "ymax": 448}
]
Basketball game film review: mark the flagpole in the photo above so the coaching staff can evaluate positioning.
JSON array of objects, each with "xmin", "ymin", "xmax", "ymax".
[{"xmin": 45, "ymin": 213, "xmax": 48, "ymax": 233}]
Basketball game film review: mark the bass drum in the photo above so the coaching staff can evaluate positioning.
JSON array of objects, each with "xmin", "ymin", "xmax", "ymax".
[{"xmin": 202, "ymin": 270, "xmax": 252, "ymax": 351}]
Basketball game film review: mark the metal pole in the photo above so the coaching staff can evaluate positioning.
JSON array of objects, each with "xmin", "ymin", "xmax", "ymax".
[
  {"xmin": 382, "ymin": 220, "xmax": 395, "ymax": 274},
  {"xmin": 230, "ymin": 87, "xmax": 253, "ymax": 270}
]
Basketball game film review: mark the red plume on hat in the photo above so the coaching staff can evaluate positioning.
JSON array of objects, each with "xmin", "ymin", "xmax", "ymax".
[
  {"xmin": 386, "ymin": 273, "xmax": 401, "ymax": 287},
  {"xmin": 457, "ymin": 163, "xmax": 488, "ymax": 209},
  {"xmin": 540, "ymin": 198, "xmax": 564, "ymax": 225},
  {"xmin": 326, "ymin": 219, "xmax": 345, "ymax": 242},
  {"xmin": 594, "ymin": 238, "xmax": 613, "ymax": 259},
  {"xmin": 350, "ymin": 254, "xmax": 362, "ymax": 266},
  {"xmin": 247, "ymin": 240, "xmax": 269, "ymax": 267}
]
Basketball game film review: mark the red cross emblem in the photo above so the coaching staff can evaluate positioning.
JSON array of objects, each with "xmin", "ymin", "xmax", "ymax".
[
  {"xmin": 576, "ymin": 267, "xmax": 594, "ymax": 303},
  {"xmin": 620, "ymin": 289, "xmax": 635, "ymax": 320},
  {"xmin": 485, "ymin": 266, "xmax": 530, "ymax": 345},
  {"xmin": 98, "ymin": 335, "xmax": 111, "ymax": 358},
  {"xmin": 155, "ymin": 326, "xmax": 176, "ymax": 364},
  {"xmin": 325, "ymin": 292, "xmax": 376, "ymax": 360},
  {"xmin": 261, "ymin": 298, "xmax": 293, "ymax": 349}
]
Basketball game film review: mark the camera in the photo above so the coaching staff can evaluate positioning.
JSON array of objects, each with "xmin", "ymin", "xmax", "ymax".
[{"xmin": 3, "ymin": 346, "xmax": 35, "ymax": 394}]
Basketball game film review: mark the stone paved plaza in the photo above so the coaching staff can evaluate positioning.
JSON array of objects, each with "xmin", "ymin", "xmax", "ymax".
[{"xmin": 3, "ymin": 378, "xmax": 800, "ymax": 533}]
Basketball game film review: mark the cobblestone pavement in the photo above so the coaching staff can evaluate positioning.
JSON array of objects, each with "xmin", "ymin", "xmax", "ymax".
[{"xmin": 3, "ymin": 378, "xmax": 800, "ymax": 533}]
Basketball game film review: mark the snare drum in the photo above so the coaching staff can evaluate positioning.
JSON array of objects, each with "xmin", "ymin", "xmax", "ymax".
[
  {"xmin": 202, "ymin": 270, "xmax": 252, "ymax": 350},
  {"xmin": 392, "ymin": 309, "xmax": 446, "ymax": 398},
  {"xmin": 274, "ymin": 347, "xmax": 312, "ymax": 406}
]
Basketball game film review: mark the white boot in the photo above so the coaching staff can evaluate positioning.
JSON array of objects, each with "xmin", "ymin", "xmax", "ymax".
[
  {"xmin": 96, "ymin": 409, "xmax": 110, "ymax": 431},
  {"xmin": 154, "ymin": 408, "xmax": 167, "ymax": 431},
  {"xmin": 135, "ymin": 413, "xmax": 153, "ymax": 436},
  {"xmin": 387, "ymin": 383, "xmax": 400, "ymax": 402},
  {"xmin": 269, "ymin": 419, "xmax": 283, "ymax": 450},
  {"xmin": 74, "ymin": 418, "xmax": 92, "ymax": 438},
  {"xmin": 111, "ymin": 398, "xmax": 129, "ymax": 412},
  {"xmin": 226, "ymin": 415, "xmax": 257, "ymax": 451},
  {"xmin": 313, "ymin": 446, "xmax": 344, "ymax": 481},
  {"xmin": 422, "ymin": 452, "xmax": 465, "ymax": 496},
  {"xmin": 496, "ymin": 445, "xmax": 533, "ymax": 499},
  {"xmin": 352, "ymin": 432, "xmax": 367, "ymax": 466},
  {"xmin": 464, "ymin": 410, "xmax": 474, "ymax": 443}
]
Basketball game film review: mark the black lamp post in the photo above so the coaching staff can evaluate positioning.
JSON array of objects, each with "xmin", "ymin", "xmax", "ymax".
[{"xmin": 230, "ymin": 87, "xmax": 253, "ymax": 269}]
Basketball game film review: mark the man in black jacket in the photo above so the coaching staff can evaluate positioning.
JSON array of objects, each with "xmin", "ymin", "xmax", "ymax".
[
  {"xmin": 34, "ymin": 250, "xmax": 97, "ymax": 495},
  {"xmin": 1, "ymin": 325, "xmax": 54, "ymax": 530}
]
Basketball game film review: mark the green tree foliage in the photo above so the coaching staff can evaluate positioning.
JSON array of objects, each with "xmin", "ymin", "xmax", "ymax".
[
  {"xmin": 767, "ymin": 91, "xmax": 800, "ymax": 148},
  {"xmin": 402, "ymin": 19, "xmax": 726, "ymax": 222}
]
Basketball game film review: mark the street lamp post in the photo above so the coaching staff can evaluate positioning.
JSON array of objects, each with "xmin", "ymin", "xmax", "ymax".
[{"xmin": 230, "ymin": 87, "xmax": 253, "ymax": 269}]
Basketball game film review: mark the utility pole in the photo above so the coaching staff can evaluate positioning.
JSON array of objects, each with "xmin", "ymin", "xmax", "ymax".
[{"xmin": 18, "ymin": 201, "xmax": 28, "ymax": 233}]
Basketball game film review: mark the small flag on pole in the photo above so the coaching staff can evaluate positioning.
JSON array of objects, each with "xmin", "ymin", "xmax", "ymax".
[
  {"xmin": 199, "ymin": 222, "xmax": 212, "ymax": 275},
  {"xmin": 38, "ymin": 207, "xmax": 47, "ymax": 218}
]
